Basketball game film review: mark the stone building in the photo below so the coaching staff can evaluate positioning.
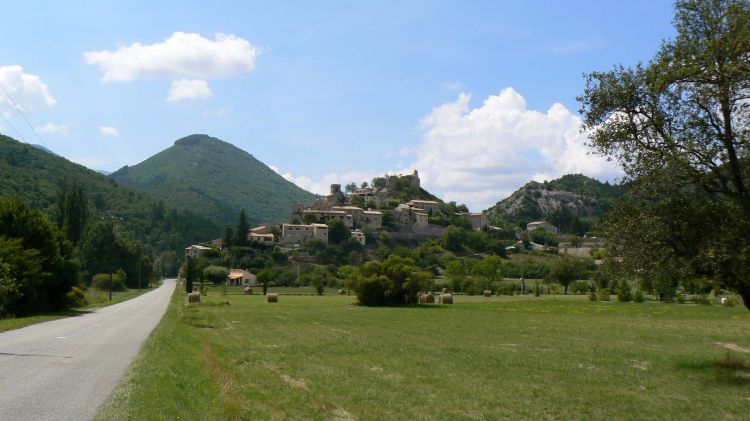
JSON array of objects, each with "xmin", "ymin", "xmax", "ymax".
[{"xmin": 527, "ymin": 221, "xmax": 559, "ymax": 234}]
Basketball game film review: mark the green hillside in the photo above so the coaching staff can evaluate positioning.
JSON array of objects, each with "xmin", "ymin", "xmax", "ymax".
[
  {"xmin": 0, "ymin": 134, "xmax": 219, "ymax": 255},
  {"xmin": 111, "ymin": 134, "xmax": 317, "ymax": 228},
  {"xmin": 484, "ymin": 174, "xmax": 622, "ymax": 234}
]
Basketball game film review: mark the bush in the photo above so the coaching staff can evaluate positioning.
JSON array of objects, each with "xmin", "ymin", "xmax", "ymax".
[
  {"xmin": 617, "ymin": 282, "xmax": 632, "ymax": 302},
  {"xmin": 571, "ymin": 280, "xmax": 594, "ymax": 295},
  {"xmin": 91, "ymin": 271, "xmax": 126, "ymax": 291},
  {"xmin": 676, "ymin": 293, "xmax": 686, "ymax": 304},
  {"xmin": 203, "ymin": 265, "xmax": 229, "ymax": 285},
  {"xmin": 723, "ymin": 296, "xmax": 740, "ymax": 307},
  {"xmin": 634, "ymin": 289, "xmax": 645, "ymax": 303},
  {"xmin": 589, "ymin": 291, "xmax": 598, "ymax": 301},
  {"xmin": 496, "ymin": 282, "xmax": 516, "ymax": 296},
  {"xmin": 597, "ymin": 288, "xmax": 611, "ymax": 301},
  {"xmin": 65, "ymin": 286, "xmax": 87, "ymax": 307},
  {"xmin": 350, "ymin": 256, "xmax": 430, "ymax": 306},
  {"xmin": 693, "ymin": 294, "xmax": 711, "ymax": 305}
]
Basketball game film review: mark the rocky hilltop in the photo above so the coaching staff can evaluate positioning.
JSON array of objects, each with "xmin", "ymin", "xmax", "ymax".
[{"xmin": 484, "ymin": 174, "xmax": 622, "ymax": 233}]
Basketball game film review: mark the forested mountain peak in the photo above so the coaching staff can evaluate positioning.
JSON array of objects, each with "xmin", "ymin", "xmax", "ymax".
[{"xmin": 110, "ymin": 134, "xmax": 317, "ymax": 228}]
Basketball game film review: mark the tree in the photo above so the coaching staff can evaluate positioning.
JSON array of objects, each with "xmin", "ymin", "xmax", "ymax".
[
  {"xmin": 548, "ymin": 258, "xmax": 581, "ymax": 295},
  {"xmin": 183, "ymin": 256, "xmax": 198, "ymax": 293},
  {"xmin": 327, "ymin": 218, "xmax": 351, "ymax": 245},
  {"xmin": 257, "ymin": 269, "xmax": 274, "ymax": 295},
  {"xmin": 350, "ymin": 256, "xmax": 430, "ymax": 306},
  {"xmin": 344, "ymin": 182, "xmax": 358, "ymax": 193},
  {"xmin": 0, "ymin": 197, "xmax": 80, "ymax": 315},
  {"xmin": 442, "ymin": 226, "xmax": 468, "ymax": 252},
  {"xmin": 234, "ymin": 210, "xmax": 250, "ymax": 247},
  {"xmin": 579, "ymin": 0, "xmax": 750, "ymax": 310},
  {"xmin": 222, "ymin": 227, "xmax": 233, "ymax": 248},
  {"xmin": 56, "ymin": 180, "xmax": 88, "ymax": 244},
  {"xmin": 445, "ymin": 259, "xmax": 467, "ymax": 292},
  {"xmin": 203, "ymin": 265, "xmax": 230, "ymax": 285}
]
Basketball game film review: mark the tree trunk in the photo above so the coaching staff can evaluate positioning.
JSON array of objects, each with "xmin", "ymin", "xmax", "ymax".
[{"xmin": 564, "ymin": 284, "xmax": 568, "ymax": 295}]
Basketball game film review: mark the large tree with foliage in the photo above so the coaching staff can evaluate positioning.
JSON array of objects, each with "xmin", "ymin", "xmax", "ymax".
[
  {"xmin": 56, "ymin": 180, "xmax": 88, "ymax": 244},
  {"xmin": 348, "ymin": 256, "xmax": 431, "ymax": 306},
  {"xmin": 234, "ymin": 210, "xmax": 250, "ymax": 247},
  {"xmin": 326, "ymin": 218, "xmax": 351, "ymax": 245},
  {"xmin": 579, "ymin": 0, "xmax": 750, "ymax": 309},
  {"xmin": 0, "ymin": 197, "xmax": 80, "ymax": 315}
]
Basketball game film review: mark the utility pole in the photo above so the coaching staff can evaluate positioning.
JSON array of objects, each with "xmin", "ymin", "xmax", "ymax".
[
  {"xmin": 135, "ymin": 242, "xmax": 142, "ymax": 291},
  {"xmin": 107, "ymin": 219, "xmax": 113, "ymax": 301}
]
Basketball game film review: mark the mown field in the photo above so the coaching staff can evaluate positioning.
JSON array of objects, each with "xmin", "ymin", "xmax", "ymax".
[{"xmin": 97, "ymin": 288, "xmax": 750, "ymax": 420}]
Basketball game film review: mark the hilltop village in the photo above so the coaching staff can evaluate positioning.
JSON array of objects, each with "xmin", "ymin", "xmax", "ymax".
[
  {"xmin": 180, "ymin": 170, "xmax": 608, "ymax": 292},
  {"xmin": 189, "ymin": 171, "xmax": 489, "ymax": 252}
]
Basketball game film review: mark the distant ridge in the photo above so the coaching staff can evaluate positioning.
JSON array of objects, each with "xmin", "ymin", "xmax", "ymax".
[
  {"xmin": 111, "ymin": 134, "xmax": 318, "ymax": 228},
  {"xmin": 29, "ymin": 143, "xmax": 58, "ymax": 156},
  {"xmin": 0, "ymin": 133, "xmax": 219, "ymax": 252},
  {"xmin": 484, "ymin": 174, "xmax": 622, "ymax": 233}
]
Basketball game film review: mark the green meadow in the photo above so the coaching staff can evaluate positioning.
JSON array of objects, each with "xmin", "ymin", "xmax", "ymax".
[{"xmin": 97, "ymin": 288, "xmax": 750, "ymax": 420}]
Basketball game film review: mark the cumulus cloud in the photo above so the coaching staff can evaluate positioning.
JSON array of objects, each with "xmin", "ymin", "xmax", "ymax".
[
  {"xmin": 100, "ymin": 126, "xmax": 119, "ymax": 136},
  {"xmin": 0, "ymin": 65, "xmax": 55, "ymax": 116},
  {"xmin": 166, "ymin": 79, "xmax": 213, "ymax": 101},
  {"xmin": 35, "ymin": 122, "xmax": 69, "ymax": 134},
  {"xmin": 84, "ymin": 32, "xmax": 258, "ymax": 82},
  {"xmin": 411, "ymin": 87, "xmax": 621, "ymax": 210},
  {"xmin": 269, "ymin": 165, "xmax": 380, "ymax": 196}
]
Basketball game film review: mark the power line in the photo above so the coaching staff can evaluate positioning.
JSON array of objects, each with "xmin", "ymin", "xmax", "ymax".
[
  {"xmin": 0, "ymin": 81, "xmax": 48, "ymax": 147},
  {"xmin": 0, "ymin": 109, "xmax": 28, "ymax": 143}
]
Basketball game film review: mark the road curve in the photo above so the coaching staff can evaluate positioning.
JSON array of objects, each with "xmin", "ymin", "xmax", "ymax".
[{"xmin": 0, "ymin": 279, "xmax": 176, "ymax": 421}]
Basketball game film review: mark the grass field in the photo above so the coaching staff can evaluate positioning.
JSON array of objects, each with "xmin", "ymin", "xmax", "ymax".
[
  {"xmin": 97, "ymin": 287, "xmax": 750, "ymax": 420},
  {"xmin": 0, "ymin": 287, "xmax": 155, "ymax": 333}
]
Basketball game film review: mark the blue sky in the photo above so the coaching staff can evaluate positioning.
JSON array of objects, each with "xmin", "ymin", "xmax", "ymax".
[{"xmin": 0, "ymin": 1, "xmax": 676, "ymax": 210}]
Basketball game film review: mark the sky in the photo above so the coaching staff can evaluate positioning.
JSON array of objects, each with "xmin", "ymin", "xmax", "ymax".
[{"xmin": 0, "ymin": 1, "xmax": 677, "ymax": 211}]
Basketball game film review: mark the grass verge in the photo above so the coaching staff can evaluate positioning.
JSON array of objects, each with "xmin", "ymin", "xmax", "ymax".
[{"xmin": 0, "ymin": 286, "xmax": 156, "ymax": 333}]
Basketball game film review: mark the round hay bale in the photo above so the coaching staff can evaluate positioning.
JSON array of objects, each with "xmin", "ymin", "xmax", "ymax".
[
  {"xmin": 188, "ymin": 291, "xmax": 201, "ymax": 303},
  {"xmin": 266, "ymin": 293, "xmax": 278, "ymax": 303},
  {"xmin": 483, "ymin": 290, "xmax": 492, "ymax": 297},
  {"xmin": 338, "ymin": 289, "xmax": 347, "ymax": 295},
  {"xmin": 244, "ymin": 287, "xmax": 253, "ymax": 295},
  {"xmin": 442, "ymin": 287, "xmax": 449, "ymax": 294},
  {"xmin": 438, "ymin": 293, "xmax": 453, "ymax": 304}
]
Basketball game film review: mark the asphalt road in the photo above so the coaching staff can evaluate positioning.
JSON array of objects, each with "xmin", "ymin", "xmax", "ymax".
[{"xmin": 0, "ymin": 279, "xmax": 176, "ymax": 421}]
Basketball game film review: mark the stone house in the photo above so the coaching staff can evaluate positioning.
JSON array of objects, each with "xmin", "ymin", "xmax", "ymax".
[
  {"xmin": 228, "ymin": 269, "xmax": 256, "ymax": 286},
  {"xmin": 527, "ymin": 221, "xmax": 559, "ymax": 234}
]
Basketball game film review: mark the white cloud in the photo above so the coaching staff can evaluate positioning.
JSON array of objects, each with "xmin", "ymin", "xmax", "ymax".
[
  {"xmin": 100, "ymin": 126, "xmax": 119, "ymax": 136},
  {"xmin": 411, "ymin": 87, "xmax": 622, "ymax": 211},
  {"xmin": 35, "ymin": 122, "xmax": 68, "ymax": 134},
  {"xmin": 269, "ymin": 165, "xmax": 380, "ymax": 196},
  {"xmin": 0, "ymin": 65, "xmax": 55, "ymax": 116},
  {"xmin": 84, "ymin": 32, "xmax": 258, "ymax": 82},
  {"xmin": 441, "ymin": 81, "xmax": 465, "ymax": 92},
  {"xmin": 203, "ymin": 107, "xmax": 232, "ymax": 117},
  {"xmin": 166, "ymin": 79, "xmax": 213, "ymax": 101}
]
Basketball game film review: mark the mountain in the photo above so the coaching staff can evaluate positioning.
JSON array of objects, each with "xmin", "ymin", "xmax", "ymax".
[
  {"xmin": 0, "ymin": 133, "xmax": 220, "ymax": 254},
  {"xmin": 484, "ymin": 174, "xmax": 622, "ymax": 234},
  {"xmin": 110, "ymin": 134, "xmax": 317, "ymax": 228},
  {"xmin": 29, "ymin": 143, "xmax": 58, "ymax": 156}
]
